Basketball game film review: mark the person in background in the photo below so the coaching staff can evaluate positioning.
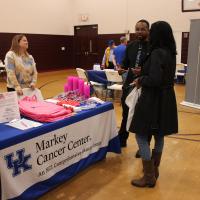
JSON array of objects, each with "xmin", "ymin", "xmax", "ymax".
[
  {"xmin": 4, "ymin": 34, "xmax": 37, "ymax": 95},
  {"xmin": 130, "ymin": 21, "xmax": 178, "ymax": 187},
  {"xmin": 118, "ymin": 20, "xmax": 151, "ymax": 158},
  {"xmin": 113, "ymin": 36, "xmax": 127, "ymax": 70},
  {"xmin": 101, "ymin": 40, "xmax": 116, "ymax": 69},
  {"xmin": 0, "ymin": 59, "xmax": 3, "ymax": 66}
]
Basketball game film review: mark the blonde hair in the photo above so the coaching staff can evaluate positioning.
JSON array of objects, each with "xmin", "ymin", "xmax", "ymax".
[{"xmin": 10, "ymin": 34, "xmax": 29, "ymax": 56}]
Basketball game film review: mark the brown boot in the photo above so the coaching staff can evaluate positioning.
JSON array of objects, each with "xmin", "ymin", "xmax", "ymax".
[
  {"xmin": 152, "ymin": 149, "xmax": 162, "ymax": 179},
  {"xmin": 131, "ymin": 160, "xmax": 156, "ymax": 187}
]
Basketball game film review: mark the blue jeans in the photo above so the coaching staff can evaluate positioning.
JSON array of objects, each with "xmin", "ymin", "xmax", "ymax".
[
  {"xmin": 135, "ymin": 134, "xmax": 164, "ymax": 160},
  {"xmin": 121, "ymin": 71, "xmax": 128, "ymax": 83}
]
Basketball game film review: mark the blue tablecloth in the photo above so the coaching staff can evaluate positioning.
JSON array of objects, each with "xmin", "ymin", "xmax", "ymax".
[
  {"xmin": 0, "ymin": 102, "xmax": 121, "ymax": 200},
  {"xmin": 0, "ymin": 103, "xmax": 114, "ymax": 149},
  {"xmin": 87, "ymin": 70, "xmax": 108, "ymax": 84}
]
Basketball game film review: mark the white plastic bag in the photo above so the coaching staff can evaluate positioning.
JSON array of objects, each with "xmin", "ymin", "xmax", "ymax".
[
  {"xmin": 125, "ymin": 87, "xmax": 141, "ymax": 131},
  {"xmin": 17, "ymin": 88, "xmax": 44, "ymax": 101}
]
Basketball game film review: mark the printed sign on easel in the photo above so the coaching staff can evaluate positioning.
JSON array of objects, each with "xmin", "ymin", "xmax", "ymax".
[{"xmin": 0, "ymin": 91, "xmax": 21, "ymax": 123}]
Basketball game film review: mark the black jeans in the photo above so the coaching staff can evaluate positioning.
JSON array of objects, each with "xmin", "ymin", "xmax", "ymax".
[
  {"xmin": 7, "ymin": 87, "xmax": 15, "ymax": 92},
  {"xmin": 118, "ymin": 88, "xmax": 130, "ymax": 143},
  {"xmin": 107, "ymin": 62, "xmax": 115, "ymax": 69}
]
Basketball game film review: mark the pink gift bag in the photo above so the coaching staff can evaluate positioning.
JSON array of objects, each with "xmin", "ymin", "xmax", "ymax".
[
  {"xmin": 78, "ymin": 79, "xmax": 84, "ymax": 95},
  {"xmin": 73, "ymin": 77, "xmax": 79, "ymax": 91},
  {"xmin": 84, "ymin": 84, "xmax": 90, "ymax": 98},
  {"xmin": 67, "ymin": 76, "xmax": 73, "ymax": 91},
  {"xmin": 64, "ymin": 83, "xmax": 68, "ymax": 92}
]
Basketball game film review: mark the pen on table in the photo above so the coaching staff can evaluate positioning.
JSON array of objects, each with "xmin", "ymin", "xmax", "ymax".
[{"xmin": 21, "ymin": 121, "xmax": 28, "ymax": 128}]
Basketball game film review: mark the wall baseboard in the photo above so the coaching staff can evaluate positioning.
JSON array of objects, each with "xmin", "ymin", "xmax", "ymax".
[{"xmin": 180, "ymin": 101, "xmax": 200, "ymax": 110}]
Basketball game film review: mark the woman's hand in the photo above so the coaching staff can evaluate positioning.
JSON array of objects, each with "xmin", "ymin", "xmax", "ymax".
[
  {"xmin": 133, "ymin": 78, "xmax": 141, "ymax": 89},
  {"xmin": 16, "ymin": 89, "xmax": 23, "ymax": 96},
  {"xmin": 30, "ymin": 83, "xmax": 36, "ymax": 90}
]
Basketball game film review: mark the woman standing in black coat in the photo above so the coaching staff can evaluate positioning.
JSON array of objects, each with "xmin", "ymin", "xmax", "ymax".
[{"xmin": 130, "ymin": 21, "xmax": 178, "ymax": 187}]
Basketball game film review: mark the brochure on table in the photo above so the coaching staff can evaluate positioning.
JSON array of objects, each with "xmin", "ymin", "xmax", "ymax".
[{"xmin": 6, "ymin": 118, "xmax": 42, "ymax": 130}]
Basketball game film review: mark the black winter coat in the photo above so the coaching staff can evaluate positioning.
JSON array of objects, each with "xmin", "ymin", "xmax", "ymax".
[{"xmin": 129, "ymin": 48, "xmax": 178, "ymax": 136}]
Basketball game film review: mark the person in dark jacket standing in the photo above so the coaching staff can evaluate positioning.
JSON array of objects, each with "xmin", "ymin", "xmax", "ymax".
[
  {"xmin": 118, "ymin": 19, "xmax": 151, "ymax": 155},
  {"xmin": 130, "ymin": 21, "xmax": 178, "ymax": 187}
]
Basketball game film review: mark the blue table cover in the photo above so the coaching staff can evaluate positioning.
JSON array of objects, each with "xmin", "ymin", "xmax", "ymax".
[{"xmin": 87, "ymin": 70, "xmax": 108, "ymax": 85}]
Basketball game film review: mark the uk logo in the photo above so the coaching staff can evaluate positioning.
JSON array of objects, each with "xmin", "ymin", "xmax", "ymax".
[{"xmin": 4, "ymin": 148, "xmax": 32, "ymax": 177}]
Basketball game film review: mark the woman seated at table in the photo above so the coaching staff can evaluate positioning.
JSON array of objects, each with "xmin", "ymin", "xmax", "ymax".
[{"xmin": 4, "ymin": 34, "xmax": 37, "ymax": 95}]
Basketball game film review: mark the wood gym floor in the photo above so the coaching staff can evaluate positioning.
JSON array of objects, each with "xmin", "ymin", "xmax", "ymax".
[{"xmin": 0, "ymin": 69, "xmax": 200, "ymax": 200}]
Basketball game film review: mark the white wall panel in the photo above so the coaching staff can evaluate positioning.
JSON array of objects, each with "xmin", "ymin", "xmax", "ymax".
[
  {"xmin": 0, "ymin": 0, "xmax": 73, "ymax": 35},
  {"xmin": 0, "ymin": 0, "xmax": 199, "ymax": 62},
  {"xmin": 71, "ymin": 0, "xmax": 200, "ymax": 62}
]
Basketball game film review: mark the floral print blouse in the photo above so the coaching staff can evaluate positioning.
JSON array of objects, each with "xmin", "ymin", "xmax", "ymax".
[{"xmin": 4, "ymin": 51, "xmax": 37, "ymax": 91}]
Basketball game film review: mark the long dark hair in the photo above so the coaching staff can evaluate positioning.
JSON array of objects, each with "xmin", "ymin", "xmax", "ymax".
[
  {"xmin": 149, "ymin": 21, "xmax": 176, "ymax": 55},
  {"xmin": 10, "ymin": 34, "xmax": 29, "ymax": 56}
]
